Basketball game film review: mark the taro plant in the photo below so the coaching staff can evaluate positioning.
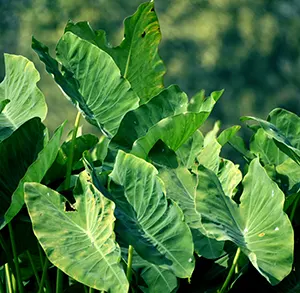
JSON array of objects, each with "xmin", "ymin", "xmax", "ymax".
[{"xmin": 0, "ymin": 1, "xmax": 299, "ymax": 292}]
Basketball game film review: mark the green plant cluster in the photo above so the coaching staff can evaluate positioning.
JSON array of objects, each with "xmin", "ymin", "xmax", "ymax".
[{"xmin": 0, "ymin": 2, "xmax": 299, "ymax": 292}]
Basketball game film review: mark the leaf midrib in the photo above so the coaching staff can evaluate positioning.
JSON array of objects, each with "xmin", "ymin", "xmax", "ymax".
[{"xmin": 33, "ymin": 185, "xmax": 125, "ymax": 289}]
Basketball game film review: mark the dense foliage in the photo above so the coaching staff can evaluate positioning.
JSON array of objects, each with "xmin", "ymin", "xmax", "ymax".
[{"xmin": 0, "ymin": 2, "xmax": 299, "ymax": 292}]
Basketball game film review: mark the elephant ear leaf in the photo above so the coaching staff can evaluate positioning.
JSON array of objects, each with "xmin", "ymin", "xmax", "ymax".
[
  {"xmin": 33, "ymin": 32, "xmax": 139, "ymax": 137},
  {"xmin": 65, "ymin": 1, "xmax": 165, "ymax": 104},
  {"xmin": 241, "ymin": 112, "xmax": 300, "ymax": 165},
  {"xmin": 0, "ymin": 54, "xmax": 47, "ymax": 142},
  {"xmin": 24, "ymin": 171, "xmax": 128, "ymax": 293},
  {"xmin": 109, "ymin": 150, "xmax": 195, "ymax": 278},
  {"xmin": 195, "ymin": 158, "xmax": 294, "ymax": 285}
]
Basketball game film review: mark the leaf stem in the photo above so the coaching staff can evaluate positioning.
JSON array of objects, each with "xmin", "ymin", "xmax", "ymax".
[
  {"xmin": 126, "ymin": 245, "xmax": 134, "ymax": 283},
  {"xmin": 290, "ymin": 193, "xmax": 300, "ymax": 223},
  {"xmin": 8, "ymin": 222, "xmax": 24, "ymax": 293},
  {"xmin": 26, "ymin": 250, "xmax": 41, "ymax": 286},
  {"xmin": 65, "ymin": 111, "xmax": 81, "ymax": 190},
  {"xmin": 0, "ymin": 233, "xmax": 16, "ymax": 277},
  {"xmin": 218, "ymin": 247, "xmax": 241, "ymax": 293},
  {"xmin": 89, "ymin": 288, "xmax": 95, "ymax": 293},
  {"xmin": 0, "ymin": 278, "xmax": 4, "ymax": 293},
  {"xmin": 4, "ymin": 264, "xmax": 13, "ymax": 293},
  {"xmin": 56, "ymin": 269, "xmax": 64, "ymax": 293},
  {"xmin": 38, "ymin": 257, "xmax": 49, "ymax": 293}
]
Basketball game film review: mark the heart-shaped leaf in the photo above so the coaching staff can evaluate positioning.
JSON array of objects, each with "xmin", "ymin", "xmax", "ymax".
[
  {"xmin": 24, "ymin": 171, "xmax": 128, "ymax": 292},
  {"xmin": 33, "ymin": 32, "xmax": 139, "ymax": 137},
  {"xmin": 109, "ymin": 151, "xmax": 194, "ymax": 278},
  {"xmin": 195, "ymin": 158, "xmax": 294, "ymax": 285}
]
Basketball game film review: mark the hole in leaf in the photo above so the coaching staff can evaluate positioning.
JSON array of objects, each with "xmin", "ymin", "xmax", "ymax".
[
  {"xmin": 65, "ymin": 201, "xmax": 76, "ymax": 212},
  {"xmin": 141, "ymin": 31, "xmax": 146, "ymax": 38}
]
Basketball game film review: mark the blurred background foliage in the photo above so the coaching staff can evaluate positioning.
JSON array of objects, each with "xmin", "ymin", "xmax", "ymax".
[{"xmin": 1, "ymin": 0, "xmax": 300, "ymax": 161}]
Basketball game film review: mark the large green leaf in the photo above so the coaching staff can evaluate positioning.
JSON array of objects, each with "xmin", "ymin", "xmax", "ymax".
[
  {"xmin": 110, "ymin": 85, "xmax": 188, "ymax": 151},
  {"xmin": 158, "ymin": 167, "xmax": 224, "ymax": 258},
  {"xmin": 131, "ymin": 112, "xmax": 209, "ymax": 159},
  {"xmin": 250, "ymin": 128, "xmax": 287, "ymax": 165},
  {"xmin": 241, "ymin": 113, "xmax": 300, "ymax": 165},
  {"xmin": 34, "ymin": 32, "xmax": 139, "ymax": 136},
  {"xmin": 109, "ymin": 151, "xmax": 194, "ymax": 278},
  {"xmin": 268, "ymin": 108, "xmax": 300, "ymax": 149},
  {"xmin": 195, "ymin": 158, "xmax": 294, "ymax": 285},
  {"xmin": 130, "ymin": 89, "xmax": 222, "ymax": 159},
  {"xmin": 24, "ymin": 171, "xmax": 128, "ymax": 292},
  {"xmin": 0, "ymin": 54, "xmax": 47, "ymax": 142},
  {"xmin": 65, "ymin": 1, "xmax": 165, "ymax": 104},
  {"xmin": 0, "ymin": 118, "xmax": 46, "ymax": 229},
  {"xmin": 0, "ymin": 121, "xmax": 64, "ymax": 229}
]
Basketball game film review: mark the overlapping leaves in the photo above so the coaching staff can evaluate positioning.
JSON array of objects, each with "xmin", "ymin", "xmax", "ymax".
[{"xmin": 109, "ymin": 151, "xmax": 194, "ymax": 278}]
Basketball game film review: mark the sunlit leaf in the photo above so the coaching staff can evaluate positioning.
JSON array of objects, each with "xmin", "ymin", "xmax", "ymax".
[
  {"xmin": 25, "ymin": 171, "xmax": 128, "ymax": 292},
  {"xmin": 65, "ymin": 1, "xmax": 165, "ymax": 104},
  {"xmin": 195, "ymin": 158, "xmax": 294, "ymax": 285},
  {"xmin": 0, "ymin": 54, "xmax": 47, "ymax": 141},
  {"xmin": 109, "ymin": 151, "xmax": 194, "ymax": 278}
]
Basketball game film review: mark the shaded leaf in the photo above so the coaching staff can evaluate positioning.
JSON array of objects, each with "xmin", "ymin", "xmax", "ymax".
[
  {"xmin": 0, "ymin": 118, "xmax": 46, "ymax": 229},
  {"xmin": 1, "ymin": 121, "xmax": 64, "ymax": 229},
  {"xmin": 148, "ymin": 139, "xmax": 178, "ymax": 169},
  {"xmin": 158, "ymin": 167, "xmax": 224, "ymax": 258},
  {"xmin": 131, "ymin": 112, "xmax": 209, "ymax": 159},
  {"xmin": 43, "ymin": 134, "xmax": 98, "ymax": 185},
  {"xmin": 175, "ymin": 130, "xmax": 203, "ymax": 169},
  {"xmin": 132, "ymin": 250, "xmax": 178, "ymax": 293}
]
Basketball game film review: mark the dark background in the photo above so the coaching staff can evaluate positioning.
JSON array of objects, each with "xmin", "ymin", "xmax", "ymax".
[{"xmin": 1, "ymin": 0, "xmax": 300, "ymax": 161}]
